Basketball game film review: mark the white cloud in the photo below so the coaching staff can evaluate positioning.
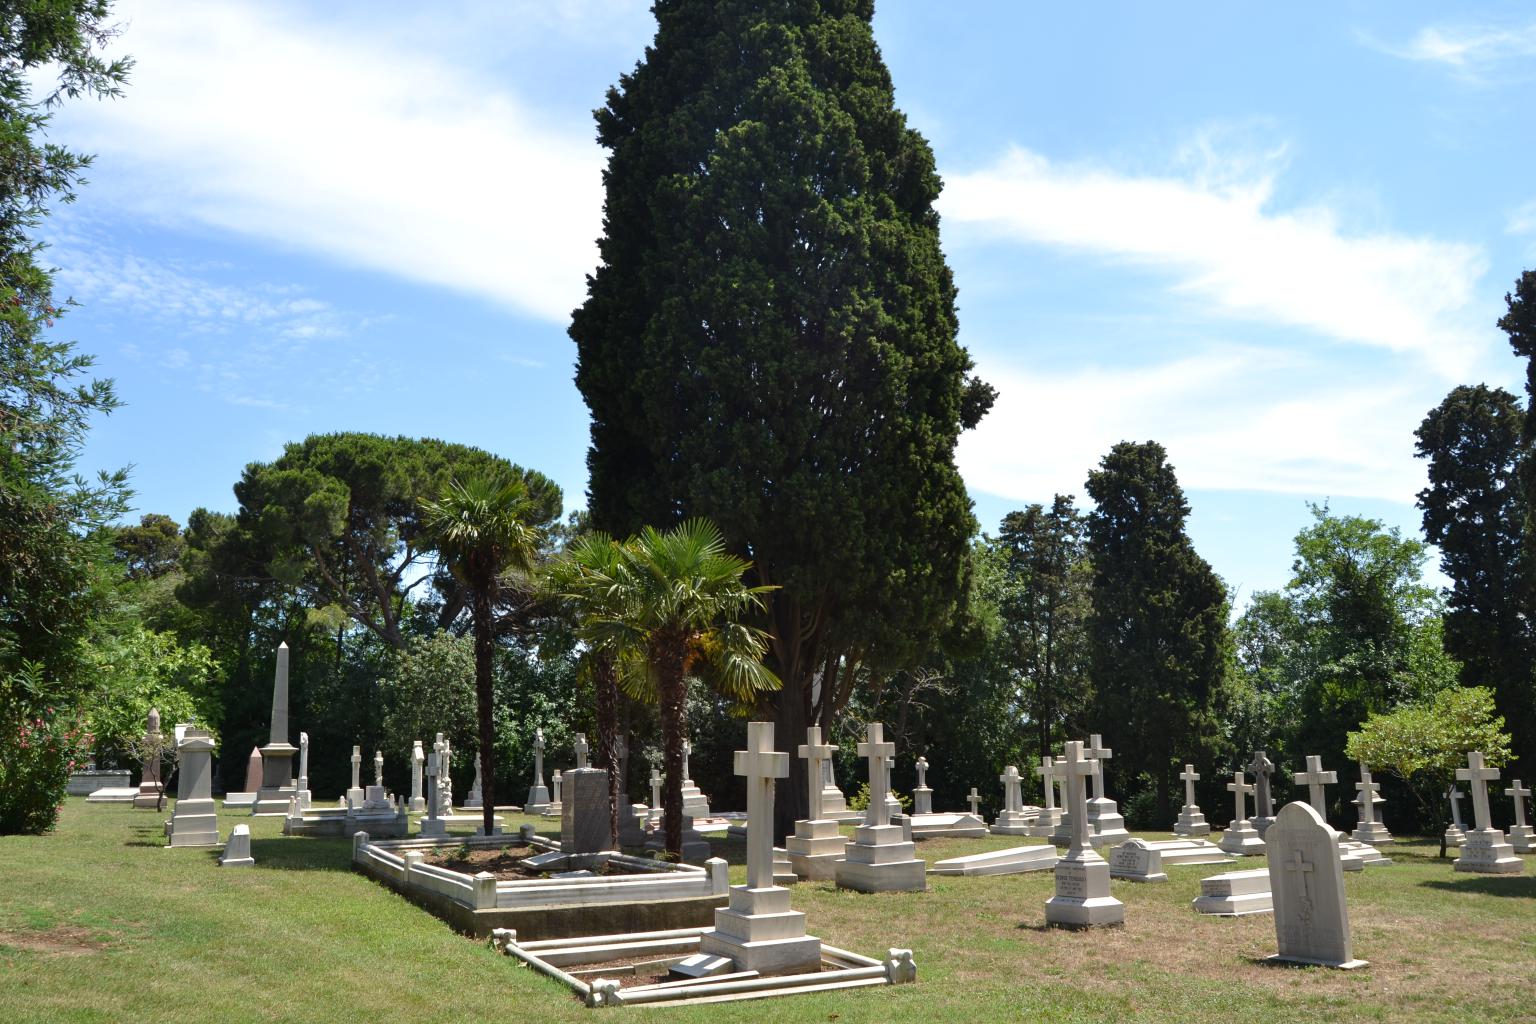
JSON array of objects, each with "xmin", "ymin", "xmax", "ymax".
[
  {"xmin": 1370, "ymin": 23, "xmax": 1536, "ymax": 76},
  {"xmin": 940, "ymin": 143, "xmax": 1489, "ymax": 377},
  {"xmin": 1509, "ymin": 200, "xmax": 1536, "ymax": 236},
  {"xmin": 57, "ymin": 1, "xmax": 606, "ymax": 324},
  {"xmin": 958, "ymin": 346, "xmax": 1434, "ymax": 504}
]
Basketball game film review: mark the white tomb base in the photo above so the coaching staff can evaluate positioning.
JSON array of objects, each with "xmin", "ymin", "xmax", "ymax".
[
  {"xmin": 698, "ymin": 885, "xmax": 821, "ymax": 975},
  {"xmin": 1173, "ymin": 806, "xmax": 1210, "ymax": 837},
  {"xmin": 835, "ymin": 824, "xmax": 926, "ymax": 893},
  {"xmin": 929, "ymin": 844, "xmax": 1057, "ymax": 876},
  {"xmin": 1044, "ymin": 854, "xmax": 1123, "ymax": 927},
  {"xmin": 1453, "ymin": 828, "xmax": 1525, "ymax": 874},
  {"xmin": 908, "ymin": 811, "xmax": 988, "ymax": 839},
  {"xmin": 1218, "ymin": 821, "xmax": 1266, "ymax": 856},
  {"xmin": 785, "ymin": 819, "xmax": 848, "ymax": 881},
  {"xmin": 1192, "ymin": 868, "xmax": 1272, "ymax": 916}
]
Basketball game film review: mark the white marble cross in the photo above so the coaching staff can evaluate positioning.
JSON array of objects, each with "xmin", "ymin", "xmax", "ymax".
[
  {"xmin": 1457, "ymin": 751, "xmax": 1501, "ymax": 831},
  {"xmin": 1506, "ymin": 779, "xmax": 1531, "ymax": 829},
  {"xmin": 574, "ymin": 733, "xmax": 589, "ymax": 770},
  {"xmin": 683, "ymin": 738, "xmax": 693, "ymax": 781},
  {"xmin": 736, "ymin": 722, "xmax": 789, "ymax": 889},
  {"xmin": 915, "ymin": 756, "xmax": 929, "ymax": 790},
  {"xmin": 1448, "ymin": 785, "xmax": 1465, "ymax": 828},
  {"xmin": 1000, "ymin": 765, "xmax": 1023, "ymax": 813},
  {"xmin": 532, "ymin": 727, "xmax": 546, "ymax": 788},
  {"xmin": 1228, "ymin": 770, "xmax": 1252, "ymax": 823},
  {"xmin": 374, "ymin": 750, "xmax": 384, "ymax": 787},
  {"xmin": 553, "ymin": 769, "xmax": 563, "ymax": 804},
  {"xmin": 1084, "ymin": 734, "xmax": 1112, "ymax": 800},
  {"xmin": 1294, "ymin": 755, "xmax": 1337, "ymax": 816},
  {"xmin": 649, "ymin": 767, "xmax": 662, "ymax": 809},
  {"xmin": 350, "ymin": 746, "xmax": 362, "ymax": 790},
  {"xmin": 1354, "ymin": 764, "xmax": 1381, "ymax": 825},
  {"xmin": 1036, "ymin": 756, "xmax": 1059, "ymax": 810},
  {"xmin": 425, "ymin": 746, "xmax": 442, "ymax": 819},
  {"xmin": 1058, "ymin": 741, "xmax": 1097, "ymax": 854},
  {"xmin": 797, "ymin": 727, "xmax": 836, "ymax": 821},
  {"xmin": 1180, "ymin": 764, "xmax": 1200, "ymax": 809},
  {"xmin": 857, "ymin": 723, "xmax": 896, "ymax": 828},
  {"xmin": 967, "ymin": 787, "xmax": 981, "ymax": 815}
]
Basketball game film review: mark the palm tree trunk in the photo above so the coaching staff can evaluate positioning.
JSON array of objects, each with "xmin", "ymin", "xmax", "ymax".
[
  {"xmin": 592, "ymin": 652, "xmax": 620, "ymax": 847},
  {"xmin": 473, "ymin": 587, "xmax": 497, "ymax": 837},
  {"xmin": 657, "ymin": 641, "xmax": 687, "ymax": 858}
]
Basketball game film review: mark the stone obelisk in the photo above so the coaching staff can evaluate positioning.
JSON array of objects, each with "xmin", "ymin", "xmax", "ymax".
[{"xmin": 253, "ymin": 642, "xmax": 299, "ymax": 815}]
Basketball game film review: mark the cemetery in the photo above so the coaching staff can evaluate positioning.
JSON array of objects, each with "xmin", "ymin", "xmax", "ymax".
[{"xmin": 6, "ymin": 3, "xmax": 1536, "ymax": 1023}]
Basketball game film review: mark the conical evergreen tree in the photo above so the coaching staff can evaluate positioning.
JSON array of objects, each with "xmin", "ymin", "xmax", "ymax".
[
  {"xmin": 1084, "ymin": 442, "xmax": 1232, "ymax": 826},
  {"xmin": 571, "ymin": 0, "xmax": 994, "ymax": 836}
]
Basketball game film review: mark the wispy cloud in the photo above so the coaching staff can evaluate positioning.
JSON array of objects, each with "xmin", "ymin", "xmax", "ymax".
[
  {"xmin": 940, "ymin": 140, "xmax": 1489, "ymax": 377},
  {"xmin": 1365, "ymin": 22, "xmax": 1536, "ymax": 80},
  {"xmin": 1509, "ymin": 200, "xmax": 1536, "ymax": 236},
  {"xmin": 57, "ymin": 1, "xmax": 606, "ymax": 325}
]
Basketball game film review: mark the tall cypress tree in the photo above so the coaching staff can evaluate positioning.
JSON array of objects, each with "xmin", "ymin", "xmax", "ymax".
[
  {"xmin": 1084, "ymin": 442, "xmax": 1231, "ymax": 825},
  {"xmin": 1415, "ymin": 384, "xmax": 1535, "ymax": 776},
  {"xmin": 571, "ymin": 0, "xmax": 994, "ymax": 835}
]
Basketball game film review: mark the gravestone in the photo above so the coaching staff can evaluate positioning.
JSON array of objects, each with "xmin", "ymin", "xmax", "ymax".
[
  {"xmin": 1031, "ymin": 755, "xmax": 1064, "ymax": 836},
  {"xmin": 679, "ymin": 739, "xmax": 712, "ymax": 819},
  {"xmin": 1173, "ymin": 763, "xmax": 1210, "ymax": 836},
  {"xmin": 1083, "ymin": 734, "xmax": 1129, "ymax": 847},
  {"xmin": 1108, "ymin": 838, "xmax": 1167, "ymax": 883},
  {"xmin": 991, "ymin": 765, "xmax": 1033, "ymax": 835},
  {"xmin": 820, "ymin": 754, "xmax": 861, "ymax": 823},
  {"xmin": 1505, "ymin": 780, "xmax": 1533, "ymax": 853},
  {"xmin": 437, "ymin": 734, "xmax": 454, "ymax": 812},
  {"xmin": 409, "ymin": 740, "xmax": 426, "ymax": 813},
  {"xmin": 1247, "ymin": 750, "xmax": 1276, "ymax": 836},
  {"xmin": 1453, "ymin": 751, "xmax": 1524, "ymax": 874},
  {"xmin": 561, "ymin": 766, "xmax": 611, "ymax": 854},
  {"xmin": 967, "ymin": 788, "xmax": 981, "ymax": 815},
  {"xmin": 786, "ymin": 727, "xmax": 849, "ymax": 881},
  {"xmin": 1293, "ymin": 755, "xmax": 1338, "ymax": 832},
  {"xmin": 222, "ymin": 745, "xmax": 259, "ymax": 809},
  {"xmin": 1444, "ymin": 785, "xmax": 1466, "ymax": 848},
  {"xmin": 698, "ymin": 722, "xmax": 822, "ymax": 974},
  {"xmin": 418, "ymin": 739, "xmax": 449, "ymax": 838},
  {"xmin": 253, "ymin": 643, "xmax": 299, "ymax": 815},
  {"xmin": 930, "ymin": 844, "xmax": 1057, "ymax": 876},
  {"xmin": 1044, "ymin": 741, "xmax": 1123, "ymax": 927},
  {"xmin": 362, "ymin": 750, "xmax": 392, "ymax": 812},
  {"xmin": 525, "ymin": 727, "xmax": 551, "ymax": 813},
  {"xmin": 168, "ymin": 726, "xmax": 220, "ymax": 848},
  {"xmin": 296, "ymin": 731, "xmax": 312, "ymax": 809},
  {"xmin": 132, "ymin": 708, "xmax": 166, "ymax": 809},
  {"xmin": 1218, "ymin": 770, "xmax": 1265, "ymax": 855},
  {"xmin": 465, "ymin": 751, "xmax": 484, "ymax": 809},
  {"xmin": 243, "ymin": 746, "xmax": 263, "ymax": 794},
  {"xmin": 912, "ymin": 757, "xmax": 933, "ymax": 815},
  {"xmin": 618, "ymin": 802, "xmax": 648, "ymax": 847},
  {"xmin": 1265, "ymin": 801, "xmax": 1367, "ymax": 969},
  {"xmin": 574, "ymin": 732, "xmax": 590, "ymax": 770},
  {"xmin": 1351, "ymin": 763, "xmax": 1394, "ymax": 846},
  {"xmin": 347, "ymin": 746, "xmax": 365, "ymax": 807},
  {"xmin": 219, "ymin": 823, "xmax": 255, "ymax": 868},
  {"xmin": 647, "ymin": 768, "xmax": 664, "ymax": 826},
  {"xmin": 1192, "ymin": 867, "xmax": 1272, "ymax": 916},
  {"xmin": 835, "ymin": 723, "xmax": 926, "ymax": 892}
]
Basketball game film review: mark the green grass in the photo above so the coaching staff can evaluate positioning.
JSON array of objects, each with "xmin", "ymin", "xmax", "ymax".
[{"xmin": 2, "ymin": 800, "xmax": 1533, "ymax": 1023}]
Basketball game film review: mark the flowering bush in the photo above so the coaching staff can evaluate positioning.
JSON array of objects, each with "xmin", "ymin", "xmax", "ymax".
[{"xmin": 0, "ymin": 704, "xmax": 94, "ymax": 834}]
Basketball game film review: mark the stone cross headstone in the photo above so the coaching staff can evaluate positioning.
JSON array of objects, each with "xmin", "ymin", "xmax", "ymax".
[
  {"xmin": 1354, "ymin": 765, "xmax": 1380, "ymax": 825},
  {"xmin": 797, "ymin": 727, "xmax": 836, "ymax": 822},
  {"xmin": 1506, "ymin": 779, "xmax": 1534, "ymax": 853},
  {"xmin": 915, "ymin": 757, "xmax": 929, "ymax": 789},
  {"xmin": 409, "ymin": 741, "xmax": 425, "ymax": 812},
  {"xmin": 1294, "ymin": 755, "xmax": 1337, "ymax": 821},
  {"xmin": 1248, "ymin": 750, "xmax": 1276, "ymax": 818},
  {"xmin": 374, "ymin": 750, "xmax": 384, "ymax": 787},
  {"xmin": 1448, "ymin": 786, "xmax": 1464, "ymax": 828},
  {"xmin": 297, "ymin": 732, "xmax": 310, "ymax": 805},
  {"xmin": 1227, "ymin": 770, "xmax": 1252, "ymax": 824},
  {"xmin": 1453, "ymin": 751, "xmax": 1524, "ymax": 873},
  {"xmin": 1264, "ymin": 801, "xmax": 1365, "ymax": 969},
  {"xmin": 967, "ymin": 787, "xmax": 981, "ymax": 815},
  {"xmin": 682, "ymin": 738, "xmax": 693, "ymax": 782},
  {"xmin": 552, "ymin": 770, "xmax": 563, "ymax": 805},
  {"xmin": 1084, "ymin": 734, "xmax": 1112, "ymax": 801},
  {"xmin": 1037, "ymin": 756, "xmax": 1059, "ymax": 811},
  {"xmin": 420, "ymin": 742, "xmax": 447, "ymax": 837},
  {"xmin": 739, "ymin": 722, "xmax": 789, "ymax": 888},
  {"xmin": 1043, "ymin": 740, "xmax": 1123, "ymax": 927},
  {"xmin": 1457, "ymin": 750, "xmax": 1499, "ymax": 832},
  {"xmin": 1507, "ymin": 780, "xmax": 1531, "ymax": 831},
  {"xmin": 350, "ymin": 746, "xmax": 362, "ymax": 791},
  {"xmin": 1181, "ymin": 764, "xmax": 1201, "ymax": 809},
  {"xmin": 1173, "ymin": 762, "xmax": 1211, "ymax": 837},
  {"xmin": 574, "ymin": 733, "xmax": 590, "ymax": 770},
  {"xmin": 858, "ymin": 724, "xmax": 897, "ymax": 828},
  {"xmin": 1000, "ymin": 765, "xmax": 1023, "ymax": 813}
]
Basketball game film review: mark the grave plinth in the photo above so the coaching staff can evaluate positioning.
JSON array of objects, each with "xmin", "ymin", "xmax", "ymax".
[
  {"xmin": 835, "ymin": 724, "xmax": 925, "ymax": 893},
  {"xmin": 1044, "ymin": 741, "xmax": 1123, "ymax": 928},
  {"xmin": 168, "ymin": 727, "xmax": 220, "ymax": 848},
  {"xmin": 1351, "ymin": 764, "xmax": 1394, "ymax": 846},
  {"xmin": 787, "ymin": 728, "xmax": 849, "ymax": 881},
  {"xmin": 220, "ymin": 824, "xmax": 255, "ymax": 867},
  {"xmin": 1218, "ymin": 770, "xmax": 1266, "ymax": 856},
  {"xmin": 253, "ymin": 643, "xmax": 298, "ymax": 816},
  {"xmin": 1172, "ymin": 763, "xmax": 1210, "ymax": 837},
  {"xmin": 561, "ymin": 767, "xmax": 612, "ymax": 854},
  {"xmin": 1453, "ymin": 752, "xmax": 1524, "ymax": 875},
  {"xmin": 1192, "ymin": 868, "xmax": 1272, "ymax": 916}
]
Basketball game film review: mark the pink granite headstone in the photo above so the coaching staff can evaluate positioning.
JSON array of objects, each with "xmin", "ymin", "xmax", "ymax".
[{"xmin": 244, "ymin": 746, "xmax": 264, "ymax": 793}]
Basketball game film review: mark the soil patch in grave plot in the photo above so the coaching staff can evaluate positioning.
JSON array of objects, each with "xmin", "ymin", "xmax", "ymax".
[
  {"xmin": 421, "ymin": 847, "xmax": 636, "ymax": 880},
  {"xmin": 0, "ymin": 926, "xmax": 113, "ymax": 956}
]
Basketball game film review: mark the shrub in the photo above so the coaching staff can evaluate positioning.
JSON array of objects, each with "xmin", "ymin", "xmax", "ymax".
[
  {"xmin": 0, "ymin": 698, "xmax": 94, "ymax": 834},
  {"xmin": 846, "ymin": 782, "xmax": 911, "ymax": 814}
]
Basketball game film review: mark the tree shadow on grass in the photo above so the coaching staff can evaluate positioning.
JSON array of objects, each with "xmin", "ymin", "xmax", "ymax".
[
  {"xmin": 245, "ymin": 837, "xmax": 354, "ymax": 872},
  {"xmin": 1419, "ymin": 875, "xmax": 1536, "ymax": 899}
]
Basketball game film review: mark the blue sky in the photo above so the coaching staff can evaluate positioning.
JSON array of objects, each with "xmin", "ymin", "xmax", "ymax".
[{"xmin": 49, "ymin": 1, "xmax": 1536, "ymax": 601}]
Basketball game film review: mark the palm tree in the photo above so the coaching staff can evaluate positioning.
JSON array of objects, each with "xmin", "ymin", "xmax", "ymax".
[
  {"xmin": 582, "ymin": 519, "xmax": 779, "ymax": 857},
  {"xmin": 421, "ymin": 473, "xmax": 544, "ymax": 837},
  {"xmin": 544, "ymin": 531, "xmax": 632, "ymax": 846}
]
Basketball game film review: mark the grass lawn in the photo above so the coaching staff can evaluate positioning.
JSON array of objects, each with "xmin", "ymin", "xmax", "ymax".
[{"xmin": 2, "ymin": 799, "xmax": 1533, "ymax": 1023}]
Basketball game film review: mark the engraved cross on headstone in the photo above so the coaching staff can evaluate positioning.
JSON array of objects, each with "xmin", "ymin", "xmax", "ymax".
[
  {"xmin": 736, "ymin": 722, "xmax": 789, "ymax": 890},
  {"xmin": 1285, "ymin": 847, "xmax": 1314, "ymax": 905},
  {"xmin": 1227, "ymin": 770, "xmax": 1252, "ymax": 823},
  {"xmin": 1506, "ymin": 779, "xmax": 1531, "ymax": 829},
  {"xmin": 857, "ymin": 723, "xmax": 896, "ymax": 828},
  {"xmin": 797, "ymin": 727, "xmax": 836, "ymax": 821},
  {"xmin": 1180, "ymin": 764, "xmax": 1201, "ymax": 809},
  {"xmin": 1456, "ymin": 750, "xmax": 1501, "ymax": 831}
]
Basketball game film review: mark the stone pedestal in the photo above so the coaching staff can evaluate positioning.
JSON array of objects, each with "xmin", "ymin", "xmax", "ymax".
[
  {"xmin": 680, "ymin": 780, "xmax": 711, "ymax": 819},
  {"xmin": 220, "ymin": 824, "xmax": 255, "ymax": 867},
  {"xmin": 1351, "ymin": 820, "xmax": 1394, "ymax": 846},
  {"xmin": 699, "ymin": 886, "xmax": 821, "ymax": 975},
  {"xmin": 912, "ymin": 786, "xmax": 933, "ymax": 815},
  {"xmin": 1045, "ymin": 854, "xmax": 1123, "ymax": 927},
  {"xmin": 1454, "ymin": 828, "xmax": 1525, "ymax": 874},
  {"xmin": 560, "ymin": 767, "xmax": 612, "ymax": 854},
  {"xmin": 1027, "ymin": 807, "xmax": 1064, "ymax": 837},
  {"xmin": 1508, "ymin": 825, "xmax": 1535, "ymax": 854},
  {"xmin": 1219, "ymin": 819, "xmax": 1266, "ymax": 856},
  {"xmin": 786, "ymin": 819, "xmax": 849, "ymax": 881},
  {"xmin": 1174, "ymin": 805, "xmax": 1210, "ymax": 837},
  {"xmin": 1193, "ymin": 868, "xmax": 1272, "ymax": 916},
  {"xmin": 991, "ymin": 808, "xmax": 1035, "ymax": 835},
  {"xmin": 835, "ymin": 823, "xmax": 926, "ymax": 892},
  {"xmin": 619, "ymin": 803, "xmax": 649, "ymax": 847},
  {"xmin": 168, "ymin": 728, "xmax": 220, "ymax": 848},
  {"xmin": 1085, "ymin": 798, "xmax": 1130, "ymax": 848},
  {"xmin": 1444, "ymin": 824, "xmax": 1466, "ymax": 848}
]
